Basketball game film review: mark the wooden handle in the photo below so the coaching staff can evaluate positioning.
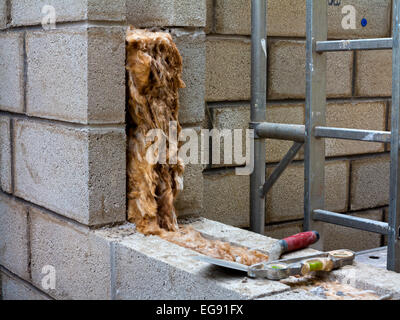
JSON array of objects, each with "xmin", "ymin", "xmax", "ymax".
[{"xmin": 301, "ymin": 258, "xmax": 334, "ymax": 275}]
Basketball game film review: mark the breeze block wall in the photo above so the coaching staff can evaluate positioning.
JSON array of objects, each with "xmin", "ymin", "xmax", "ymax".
[
  {"xmin": 202, "ymin": 0, "xmax": 392, "ymax": 252},
  {"xmin": 0, "ymin": 0, "xmax": 208, "ymax": 299},
  {"xmin": 0, "ymin": 0, "xmax": 128, "ymax": 299},
  {"xmin": 0, "ymin": 0, "xmax": 394, "ymax": 300}
]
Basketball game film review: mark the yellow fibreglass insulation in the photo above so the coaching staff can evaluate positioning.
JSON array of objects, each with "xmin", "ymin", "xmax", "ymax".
[{"xmin": 126, "ymin": 27, "xmax": 269, "ymax": 266}]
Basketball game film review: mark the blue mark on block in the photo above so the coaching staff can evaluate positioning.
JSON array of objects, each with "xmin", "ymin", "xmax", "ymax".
[{"xmin": 361, "ymin": 18, "xmax": 368, "ymax": 27}]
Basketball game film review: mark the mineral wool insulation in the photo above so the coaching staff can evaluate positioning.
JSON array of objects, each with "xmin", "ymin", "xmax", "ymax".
[{"xmin": 126, "ymin": 28, "xmax": 268, "ymax": 266}]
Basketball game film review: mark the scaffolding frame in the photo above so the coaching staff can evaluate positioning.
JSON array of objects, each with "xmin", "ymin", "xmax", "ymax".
[{"xmin": 250, "ymin": 0, "xmax": 400, "ymax": 272}]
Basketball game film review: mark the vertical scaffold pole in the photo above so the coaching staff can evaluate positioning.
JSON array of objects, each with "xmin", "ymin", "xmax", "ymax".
[
  {"xmin": 250, "ymin": 0, "xmax": 267, "ymax": 234},
  {"xmin": 304, "ymin": 0, "xmax": 327, "ymax": 249},
  {"xmin": 388, "ymin": 0, "xmax": 400, "ymax": 272}
]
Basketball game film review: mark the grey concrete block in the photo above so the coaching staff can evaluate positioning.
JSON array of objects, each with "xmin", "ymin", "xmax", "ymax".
[
  {"xmin": 126, "ymin": 0, "xmax": 206, "ymax": 28},
  {"xmin": 11, "ymin": 0, "xmax": 126, "ymax": 26},
  {"xmin": 0, "ymin": 0, "xmax": 7, "ymax": 29},
  {"xmin": 206, "ymin": 37, "xmax": 251, "ymax": 102},
  {"xmin": 205, "ymin": 0, "xmax": 214, "ymax": 34},
  {"xmin": 26, "ymin": 26, "xmax": 125, "ymax": 124},
  {"xmin": 14, "ymin": 120, "xmax": 88, "ymax": 223},
  {"xmin": 87, "ymin": 0, "xmax": 127, "ymax": 21},
  {"xmin": 266, "ymin": 161, "xmax": 349, "ymax": 223},
  {"xmin": 268, "ymin": 40, "xmax": 353, "ymax": 100},
  {"xmin": 175, "ymin": 162, "xmax": 204, "ymax": 216},
  {"xmin": 0, "ymin": 193, "xmax": 29, "ymax": 280},
  {"xmin": 26, "ymin": 28, "xmax": 86, "ymax": 122},
  {"xmin": 175, "ymin": 125, "xmax": 204, "ymax": 216},
  {"xmin": 265, "ymin": 221, "xmax": 303, "ymax": 241},
  {"xmin": 0, "ymin": 32, "xmax": 24, "ymax": 113},
  {"xmin": 88, "ymin": 128, "xmax": 127, "ymax": 226},
  {"xmin": 202, "ymin": 170, "xmax": 249, "ymax": 228},
  {"xmin": 14, "ymin": 119, "xmax": 126, "ymax": 226},
  {"xmin": 95, "ymin": 218, "xmax": 289, "ymax": 300},
  {"xmin": 30, "ymin": 208, "xmax": 112, "ymax": 300},
  {"xmin": 0, "ymin": 116, "xmax": 12, "ymax": 193},
  {"xmin": 172, "ymin": 29, "xmax": 206, "ymax": 125},
  {"xmin": 86, "ymin": 27, "xmax": 126, "ymax": 124},
  {"xmin": 325, "ymin": 101, "xmax": 386, "ymax": 157},
  {"xmin": 350, "ymin": 156, "xmax": 390, "ymax": 211},
  {"xmin": 210, "ymin": 103, "xmax": 305, "ymax": 165},
  {"xmin": 12, "ymin": 0, "xmax": 86, "ymax": 26},
  {"xmin": 355, "ymin": 50, "xmax": 392, "ymax": 97},
  {"xmin": 1, "ymin": 271, "xmax": 50, "ymax": 300},
  {"xmin": 214, "ymin": 0, "xmax": 251, "ymax": 35},
  {"xmin": 114, "ymin": 238, "xmax": 246, "ymax": 300}
]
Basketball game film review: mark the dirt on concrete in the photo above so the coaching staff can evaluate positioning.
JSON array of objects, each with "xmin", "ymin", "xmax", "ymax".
[{"xmin": 282, "ymin": 275, "xmax": 381, "ymax": 300}]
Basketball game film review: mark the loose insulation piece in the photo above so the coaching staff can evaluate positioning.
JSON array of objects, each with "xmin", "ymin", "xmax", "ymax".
[{"xmin": 126, "ymin": 27, "xmax": 268, "ymax": 266}]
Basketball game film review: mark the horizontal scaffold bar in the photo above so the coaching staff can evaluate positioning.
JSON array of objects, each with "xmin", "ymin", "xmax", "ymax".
[
  {"xmin": 314, "ymin": 126, "xmax": 391, "ymax": 143},
  {"xmin": 313, "ymin": 209, "xmax": 390, "ymax": 235},
  {"xmin": 316, "ymin": 38, "xmax": 393, "ymax": 52},
  {"xmin": 254, "ymin": 122, "xmax": 305, "ymax": 142}
]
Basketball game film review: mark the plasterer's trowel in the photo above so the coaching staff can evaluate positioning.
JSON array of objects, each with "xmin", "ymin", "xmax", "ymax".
[
  {"xmin": 196, "ymin": 249, "xmax": 355, "ymax": 281},
  {"xmin": 195, "ymin": 231, "xmax": 322, "ymax": 278}
]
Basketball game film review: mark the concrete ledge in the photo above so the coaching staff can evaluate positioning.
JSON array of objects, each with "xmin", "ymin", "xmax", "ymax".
[
  {"xmin": 112, "ymin": 234, "xmax": 288, "ymax": 299},
  {"xmin": 96, "ymin": 218, "xmax": 400, "ymax": 300},
  {"xmin": 96, "ymin": 218, "xmax": 291, "ymax": 300},
  {"xmin": 5, "ymin": 209, "xmax": 400, "ymax": 300},
  {"xmin": 326, "ymin": 262, "xmax": 400, "ymax": 299}
]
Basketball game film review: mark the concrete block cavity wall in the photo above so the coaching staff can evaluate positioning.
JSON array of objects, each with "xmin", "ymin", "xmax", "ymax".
[
  {"xmin": 0, "ymin": 0, "xmax": 129, "ymax": 299},
  {"xmin": 203, "ymin": 0, "xmax": 392, "ymax": 252},
  {"xmin": 0, "ymin": 0, "xmax": 396, "ymax": 300},
  {"xmin": 0, "ymin": 0, "xmax": 208, "ymax": 299}
]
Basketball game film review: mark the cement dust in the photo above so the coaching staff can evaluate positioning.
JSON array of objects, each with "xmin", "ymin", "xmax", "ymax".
[
  {"xmin": 282, "ymin": 276, "xmax": 381, "ymax": 300},
  {"xmin": 126, "ymin": 27, "xmax": 269, "ymax": 266}
]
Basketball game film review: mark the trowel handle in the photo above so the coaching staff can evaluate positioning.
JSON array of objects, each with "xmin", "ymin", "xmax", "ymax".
[
  {"xmin": 300, "ymin": 258, "xmax": 334, "ymax": 276},
  {"xmin": 279, "ymin": 231, "xmax": 320, "ymax": 253}
]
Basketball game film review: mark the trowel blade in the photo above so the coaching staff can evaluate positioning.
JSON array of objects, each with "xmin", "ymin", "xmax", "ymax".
[{"xmin": 194, "ymin": 255, "xmax": 249, "ymax": 273}]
